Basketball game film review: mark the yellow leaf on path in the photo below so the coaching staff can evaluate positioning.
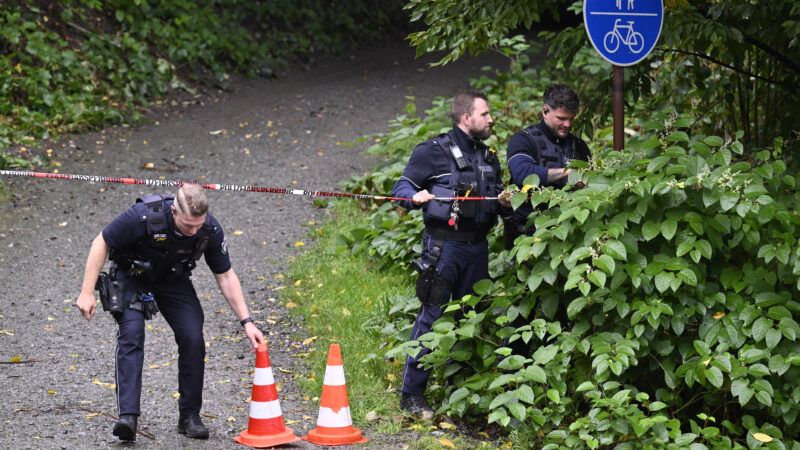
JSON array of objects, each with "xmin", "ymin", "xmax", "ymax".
[
  {"xmin": 92, "ymin": 379, "xmax": 116, "ymax": 390},
  {"xmin": 148, "ymin": 364, "xmax": 159, "ymax": 369},
  {"xmin": 47, "ymin": 316, "xmax": 56, "ymax": 321},
  {"xmin": 285, "ymin": 419, "xmax": 300, "ymax": 425},
  {"xmin": 227, "ymin": 416, "xmax": 236, "ymax": 422},
  {"xmin": 172, "ymin": 392, "xmax": 181, "ymax": 399},
  {"xmin": 278, "ymin": 368, "xmax": 292, "ymax": 374},
  {"xmin": 9, "ymin": 355, "xmax": 22, "ymax": 363},
  {"xmin": 285, "ymin": 301, "xmax": 298, "ymax": 309},
  {"xmin": 47, "ymin": 390, "xmax": 57, "ymax": 395},
  {"xmin": 303, "ymin": 415, "xmax": 313, "ymax": 420},
  {"xmin": 439, "ymin": 422, "xmax": 457, "ymax": 430},
  {"xmin": 753, "ymin": 432, "xmax": 773, "ymax": 443},
  {"xmin": 438, "ymin": 438, "xmax": 456, "ymax": 448},
  {"xmin": 294, "ymin": 280, "xmax": 302, "ymax": 287},
  {"xmin": 0, "ymin": 329, "xmax": 14, "ymax": 336},
  {"xmin": 143, "ymin": 162, "xmax": 154, "ymax": 169},
  {"xmin": 302, "ymin": 336, "xmax": 317, "ymax": 346},
  {"xmin": 233, "ymin": 230, "xmax": 244, "ymax": 236},
  {"xmin": 84, "ymin": 412, "xmax": 100, "ymax": 419},
  {"xmin": 293, "ymin": 241, "xmax": 305, "ymax": 247}
]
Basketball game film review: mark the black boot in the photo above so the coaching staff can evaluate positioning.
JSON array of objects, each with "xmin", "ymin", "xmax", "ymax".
[
  {"xmin": 178, "ymin": 414, "xmax": 209, "ymax": 439},
  {"xmin": 400, "ymin": 393, "xmax": 434, "ymax": 420},
  {"xmin": 112, "ymin": 414, "xmax": 138, "ymax": 442}
]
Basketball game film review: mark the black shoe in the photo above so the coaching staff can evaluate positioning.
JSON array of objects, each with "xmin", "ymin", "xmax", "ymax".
[
  {"xmin": 112, "ymin": 414, "xmax": 138, "ymax": 442},
  {"xmin": 400, "ymin": 393, "xmax": 434, "ymax": 420},
  {"xmin": 178, "ymin": 414, "xmax": 209, "ymax": 439}
]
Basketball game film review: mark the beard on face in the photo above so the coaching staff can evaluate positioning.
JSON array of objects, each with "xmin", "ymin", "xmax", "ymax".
[{"xmin": 471, "ymin": 125, "xmax": 492, "ymax": 141}]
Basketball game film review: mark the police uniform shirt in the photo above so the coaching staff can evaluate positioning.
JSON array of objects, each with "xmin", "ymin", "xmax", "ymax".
[
  {"xmin": 392, "ymin": 126, "xmax": 504, "ymax": 233},
  {"xmin": 506, "ymin": 120, "xmax": 590, "ymax": 190},
  {"xmin": 102, "ymin": 199, "xmax": 231, "ymax": 274}
]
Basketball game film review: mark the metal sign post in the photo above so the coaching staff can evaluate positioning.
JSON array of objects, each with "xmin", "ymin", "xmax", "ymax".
[{"xmin": 584, "ymin": 0, "xmax": 664, "ymax": 150}]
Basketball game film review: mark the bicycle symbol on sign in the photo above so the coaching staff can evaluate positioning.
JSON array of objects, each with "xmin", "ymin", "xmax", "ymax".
[{"xmin": 603, "ymin": 18, "xmax": 645, "ymax": 54}]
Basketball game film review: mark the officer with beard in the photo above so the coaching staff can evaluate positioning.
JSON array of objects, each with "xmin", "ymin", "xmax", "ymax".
[{"xmin": 392, "ymin": 90, "xmax": 511, "ymax": 419}]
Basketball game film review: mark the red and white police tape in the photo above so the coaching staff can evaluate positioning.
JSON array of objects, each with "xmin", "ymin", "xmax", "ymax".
[{"xmin": 0, "ymin": 169, "xmax": 498, "ymax": 202}]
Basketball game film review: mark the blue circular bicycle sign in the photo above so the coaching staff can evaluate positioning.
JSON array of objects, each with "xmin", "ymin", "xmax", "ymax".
[{"xmin": 584, "ymin": 0, "xmax": 664, "ymax": 66}]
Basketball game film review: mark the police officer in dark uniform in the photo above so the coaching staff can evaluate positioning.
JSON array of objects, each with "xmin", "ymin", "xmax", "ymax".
[
  {"xmin": 392, "ymin": 90, "xmax": 511, "ymax": 419},
  {"xmin": 76, "ymin": 184, "xmax": 264, "ymax": 442},
  {"xmin": 505, "ymin": 83, "xmax": 591, "ymax": 249}
]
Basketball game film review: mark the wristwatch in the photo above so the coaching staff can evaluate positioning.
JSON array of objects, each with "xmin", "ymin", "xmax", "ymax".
[{"xmin": 240, "ymin": 317, "xmax": 253, "ymax": 326}]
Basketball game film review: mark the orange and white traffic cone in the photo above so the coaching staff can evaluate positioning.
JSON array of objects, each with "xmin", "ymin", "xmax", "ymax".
[
  {"xmin": 304, "ymin": 343, "xmax": 368, "ymax": 446},
  {"xmin": 234, "ymin": 342, "xmax": 300, "ymax": 448}
]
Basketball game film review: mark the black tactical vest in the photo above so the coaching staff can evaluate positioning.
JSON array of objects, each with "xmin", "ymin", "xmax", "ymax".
[
  {"xmin": 110, "ymin": 194, "xmax": 213, "ymax": 279},
  {"xmin": 422, "ymin": 133, "xmax": 501, "ymax": 228},
  {"xmin": 521, "ymin": 126, "xmax": 589, "ymax": 169}
]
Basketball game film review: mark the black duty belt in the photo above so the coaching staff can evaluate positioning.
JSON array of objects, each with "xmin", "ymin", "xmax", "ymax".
[{"xmin": 425, "ymin": 227, "xmax": 487, "ymax": 243}]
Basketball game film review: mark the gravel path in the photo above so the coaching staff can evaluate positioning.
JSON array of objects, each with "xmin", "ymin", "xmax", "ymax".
[{"xmin": 0, "ymin": 37, "xmax": 502, "ymax": 449}]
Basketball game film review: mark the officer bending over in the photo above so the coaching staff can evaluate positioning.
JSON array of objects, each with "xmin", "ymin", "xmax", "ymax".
[
  {"xmin": 505, "ymin": 83, "xmax": 591, "ymax": 249},
  {"xmin": 75, "ymin": 184, "xmax": 264, "ymax": 442},
  {"xmin": 392, "ymin": 90, "xmax": 511, "ymax": 419}
]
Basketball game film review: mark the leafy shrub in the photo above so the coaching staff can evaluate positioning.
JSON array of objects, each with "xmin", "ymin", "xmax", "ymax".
[
  {"xmin": 386, "ymin": 120, "xmax": 800, "ymax": 448},
  {"xmin": 345, "ymin": 37, "xmax": 800, "ymax": 448}
]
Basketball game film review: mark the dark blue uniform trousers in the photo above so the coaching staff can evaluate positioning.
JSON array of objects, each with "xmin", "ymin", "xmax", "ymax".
[
  {"xmin": 401, "ymin": 234, "xmax": 489, "ymax": 396},
  {"xmin": 114, "ymin": 275, "xmax": 205, "ymax": 416}
]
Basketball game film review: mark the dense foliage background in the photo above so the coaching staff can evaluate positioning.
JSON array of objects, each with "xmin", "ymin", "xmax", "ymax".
[
  {"xmin": 338, "ymin": 1, "xmax": 800, "ymax": 448},
  {"xmin": 0, "ymin": 0, "xmax": 404, "ymax": 167}
]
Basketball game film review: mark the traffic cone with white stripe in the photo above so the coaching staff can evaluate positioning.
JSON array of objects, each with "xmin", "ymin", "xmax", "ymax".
[
  {"xmin": 234, "ymin": 342, "xmax": 300, "ymax": 448},
  {"xmin": 304, "ymin": 343, "xmax": 368, "ymax": 446}
]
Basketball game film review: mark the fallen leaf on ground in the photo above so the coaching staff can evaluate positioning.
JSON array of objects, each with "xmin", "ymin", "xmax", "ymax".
[
  {"xmin": 438, "ymin": 438, "xmax": 456, "ymax": 449},
  {"xmin": 92, "ymin": 379, "xmax": 115, "ymax": 390},
  {"xmin": 302, "ymin": 336, "xmax": 317, "ymax": 346}
]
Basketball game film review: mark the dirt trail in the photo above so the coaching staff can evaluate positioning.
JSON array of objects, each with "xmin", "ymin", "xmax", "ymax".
[{"xmin": 0, "ymin": 37, "xmax": 504, "ymax": 449}]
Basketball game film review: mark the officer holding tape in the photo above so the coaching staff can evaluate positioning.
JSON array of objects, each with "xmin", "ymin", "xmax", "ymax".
[
  {"xmin": 76, "ymin": 184, "xmax": 264, "ymax": 442},
  {"xmin": 392, "ymin": 90, "xmax": 511, "ymax": 419}
]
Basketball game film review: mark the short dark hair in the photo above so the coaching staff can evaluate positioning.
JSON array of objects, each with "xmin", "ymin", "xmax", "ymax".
[
  {"xmin": 451, "ymin": 90, "xmax": 487, "ymax": 125},
  {"xmin": 543, "ymin": 84, "xmax": 580, "ymax": 114}
]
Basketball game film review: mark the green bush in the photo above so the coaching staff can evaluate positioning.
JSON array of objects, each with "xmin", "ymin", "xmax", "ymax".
[
  {"xmin": 414, "ymin": 120, "xmax": 800, "ymax": 448},
  {"xmin": 345, "ymin": 38, "xmax": 800, "ymax": 448}
]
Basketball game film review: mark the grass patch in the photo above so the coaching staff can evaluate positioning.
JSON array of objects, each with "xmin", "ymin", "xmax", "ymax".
[
  {"xmin": 285, "ymin": 201, "xmax": 410, "ymax": 435},
  {"xmin": 284, "ymin": 201, "xmax": 515, "ymax": 448}
]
